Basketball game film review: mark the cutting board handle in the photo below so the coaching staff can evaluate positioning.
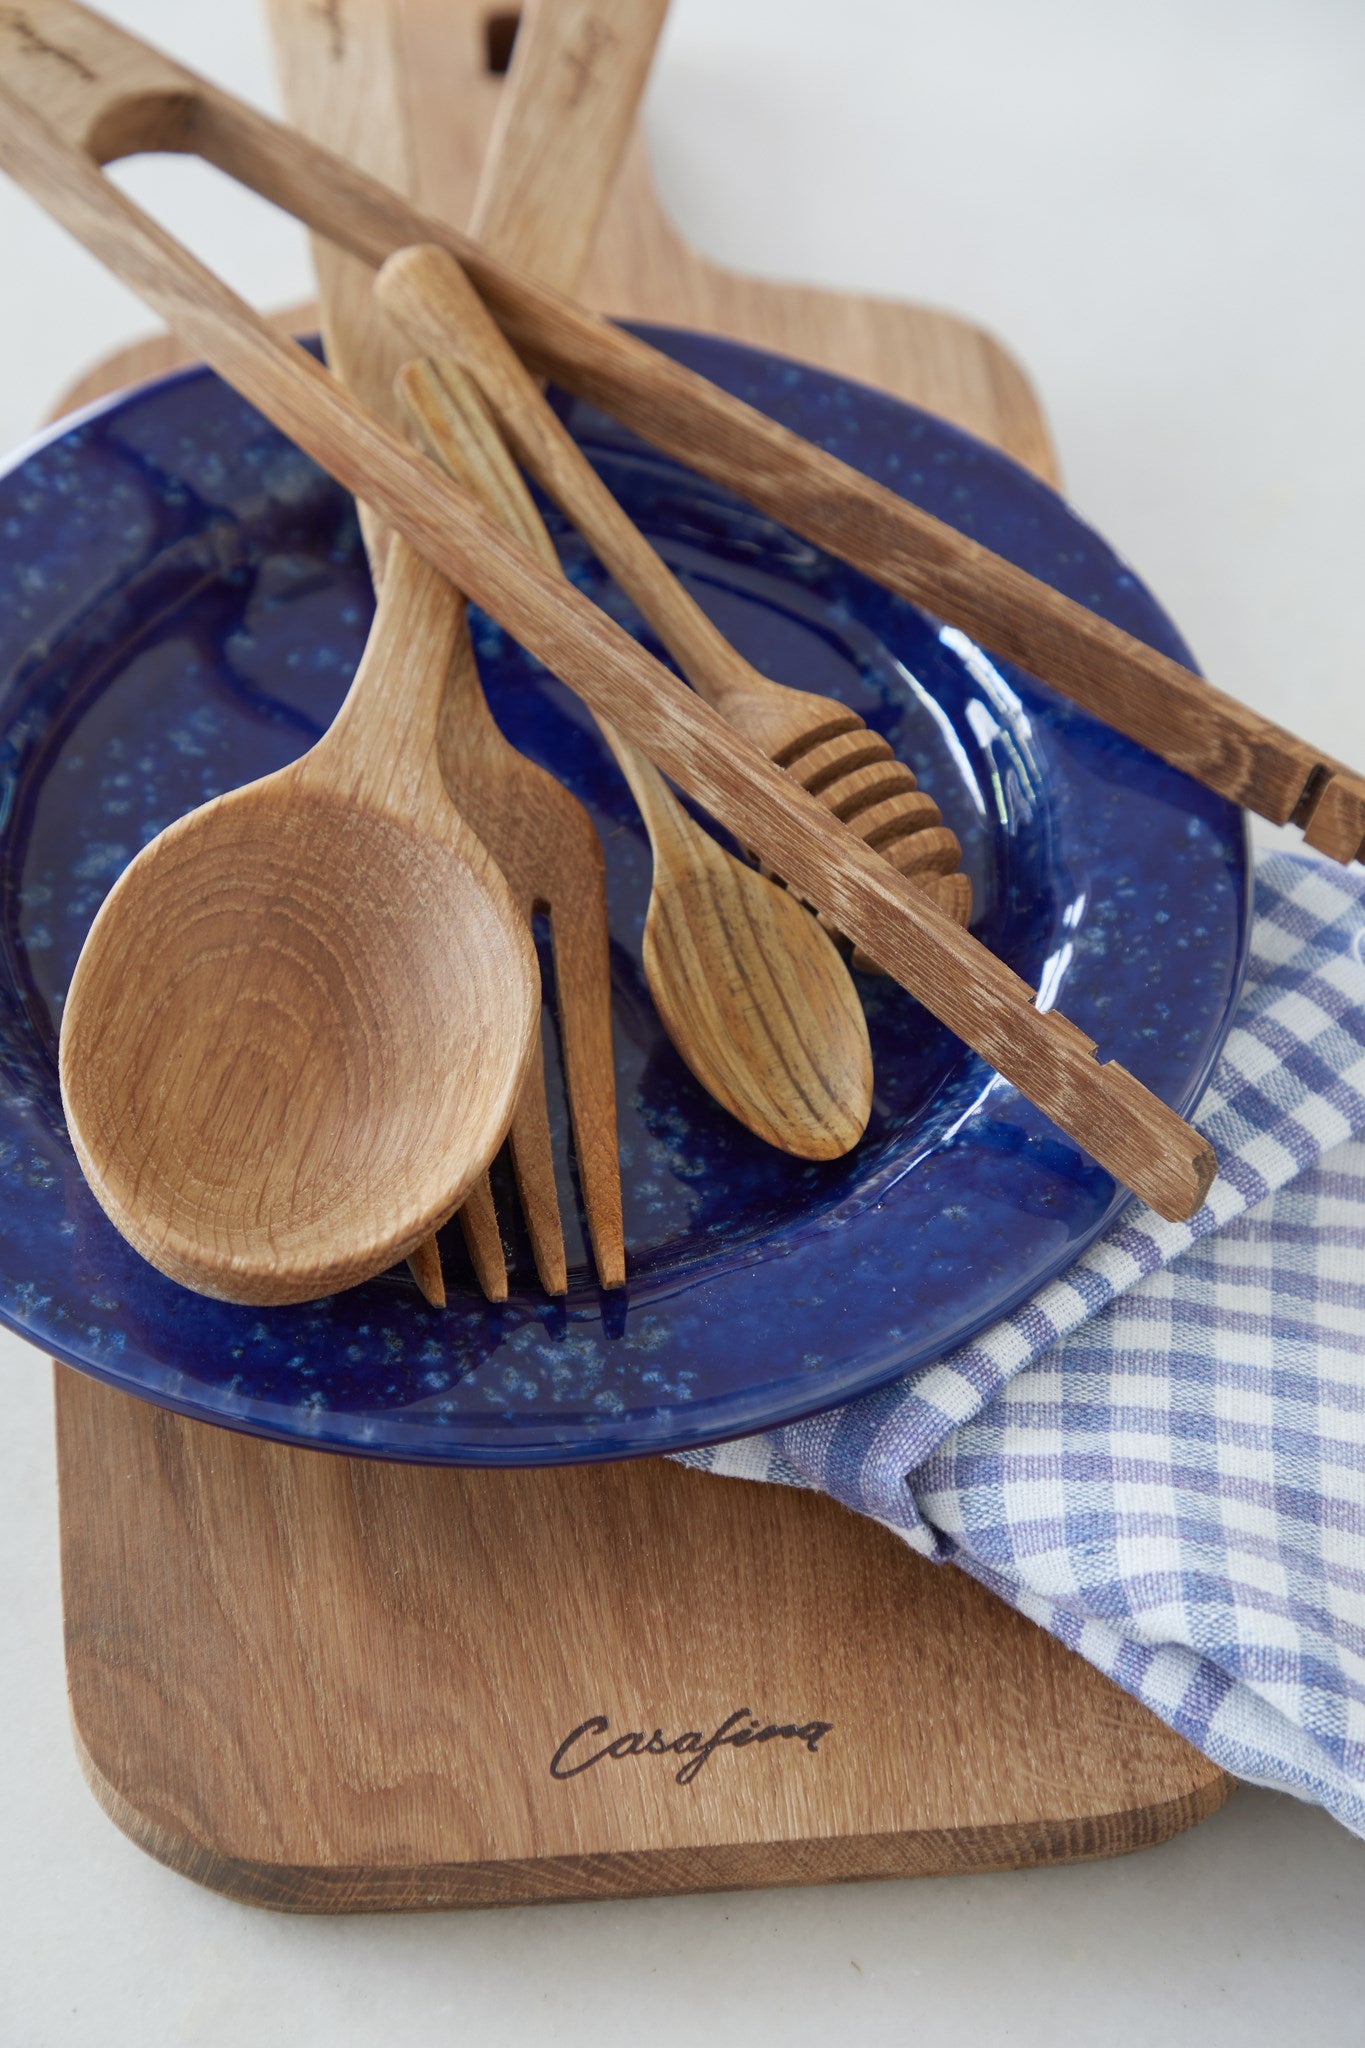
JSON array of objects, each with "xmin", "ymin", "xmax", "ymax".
[{"xmin": 470, "ymin": 0, "xmax": 670, "ymax": 285}]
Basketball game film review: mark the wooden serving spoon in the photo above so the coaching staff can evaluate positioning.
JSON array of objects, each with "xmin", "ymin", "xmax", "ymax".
[
  {"xmin": 58, "ymin": 539, "xmax": 538, "ymax": 1305},
  {"xmin": 375, "ymin": 243, "xmax": 972, "ymax": 968},
  {"xmin": 400, "ymin": 356, "xmax": 874, "ymax": 1160}
]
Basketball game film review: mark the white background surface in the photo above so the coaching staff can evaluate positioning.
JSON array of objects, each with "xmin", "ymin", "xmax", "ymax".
[{"xmin": 2, "ymin": 2, "xmax": 1364, "ymax": 2042}]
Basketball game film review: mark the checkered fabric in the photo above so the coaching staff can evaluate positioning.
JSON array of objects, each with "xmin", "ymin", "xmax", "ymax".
[{"xmin": 677, "ymin": 854, "xmax": 1365, "ymax": 1834}]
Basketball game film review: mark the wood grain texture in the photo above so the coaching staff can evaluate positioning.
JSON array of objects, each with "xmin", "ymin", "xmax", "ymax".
[
  {"xmin": 467, "ymin": 0, "xmax": 671, "ymax": 287},
  {"xmin": 266, "ymin": 0, "xmax": 625, "ymax": 1300},
  {"xmin": 624, "ymin": 765, "xmax": 874, "ymax": 1155},
  {"xmin": 379, "ymin": 243, "xmax": 971, "ymax": 947},
  {"xmin": 435, "ymin": 621, "xmax": 623, "ymax": 1288},
  {"xmin": 49, "ymin": 0, "xmax": 1230, "ymax": 1910},
  {"xmin": 58, "ymin": 532, "xmax": 538, "ymax": 1302},
  {"xmin": 263, "ymin": 0, "xmax": 457, "ymax": 1303},
  {"xmin": 401, "ymin": 354, "xmax": 873, "ymax": 1160},
  {"xmin": 58, "ymin": 1368, "xmax": 1228, "ymax": 1912},
  {"xmin": 3, "ymin": 1, "xmax": 1358, "ymax": 861},
  {"xmin": 0, "ymin": 74, "xmax": 1216, "ymax": 1222}
]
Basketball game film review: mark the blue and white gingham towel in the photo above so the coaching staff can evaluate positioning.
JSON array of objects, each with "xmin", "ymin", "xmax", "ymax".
[{"xmin": 679, "ymin": 853, "xmax": 1365, "ymax": 1836}]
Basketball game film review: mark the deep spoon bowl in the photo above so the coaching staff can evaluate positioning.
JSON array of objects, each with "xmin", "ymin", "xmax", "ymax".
[{"xmin": 58, "ymin": 542, "xmax": 539, "ymax": 1306}]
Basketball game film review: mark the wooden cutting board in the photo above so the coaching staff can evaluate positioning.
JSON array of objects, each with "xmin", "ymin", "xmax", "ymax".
[{"xmin": 50, "ymin": 0, "xmax": 1228, "ymax": 1912}]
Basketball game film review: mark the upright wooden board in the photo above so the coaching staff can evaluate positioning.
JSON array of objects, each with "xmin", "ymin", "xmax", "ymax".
[{"xmin": 51, "ymin": 0, "xmax": 1228, "ymax": 1912}]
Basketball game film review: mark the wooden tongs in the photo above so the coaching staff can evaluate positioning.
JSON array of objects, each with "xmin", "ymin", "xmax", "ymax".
[{"xmin": 3, "ymin": 1, "xmax": 1348, "ymax": 1224}]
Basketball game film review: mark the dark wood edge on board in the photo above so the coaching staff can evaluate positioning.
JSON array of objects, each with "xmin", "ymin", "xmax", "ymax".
[{"xmin": 71, "ymin": 1720, "xmax": 1230, "ymax": 1914}]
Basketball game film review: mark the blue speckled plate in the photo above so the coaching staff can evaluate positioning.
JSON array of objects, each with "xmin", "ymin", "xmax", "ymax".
[{"xmin": 0, "ymin": 328, "xmax": 1250, "ymax": 1465}]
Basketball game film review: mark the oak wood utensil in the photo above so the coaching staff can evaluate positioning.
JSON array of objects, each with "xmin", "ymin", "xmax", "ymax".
[
  {"xmin": 401, "ymin": 354, "xmax": 875, "ymax": 1158},
  {"xmin": 407, "ymin": 0, "xmax": 869, "ymax": 1158},
  {"xmin": 379, "ymin": 244, "xmax": 971, "ymax": 966},
  {"xmin": 269, "ymin": 1, "xmax": 623, "ymax": 1302},
  {"xmin": 0, "ymin": 79, "xmax": 1217, "ymax": 1223},
  {"xmin": 1, "ymin": 1, "xmax": 1354, "ymax": 866},
  {"xmin": 58, "ymin": 536, "xmax": 538, "ymax": 1303}
]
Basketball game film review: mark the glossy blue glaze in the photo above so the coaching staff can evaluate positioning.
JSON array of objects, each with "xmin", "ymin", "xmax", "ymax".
[{"xmin": 0, "ymin": 329, "xmax": 1250, "ymax": 1463}]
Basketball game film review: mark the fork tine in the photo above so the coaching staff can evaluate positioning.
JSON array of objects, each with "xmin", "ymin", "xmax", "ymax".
[
  {"xmin": 505, "ymin": 1023, "xmax": 569, "ymax": 1296},
  {"xmin": 457, "ymin": 1169, "xmax": 508, "ymax": 1302},
  {"xmin": 549, "ymin": 865, "xmax": 625, "ymax": 1292},
  {"xmin": 407, "ymin": 1235, "xmax": 447, "ymax": 1308}
]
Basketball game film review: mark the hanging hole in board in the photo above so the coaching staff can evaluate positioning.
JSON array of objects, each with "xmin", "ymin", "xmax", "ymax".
[{"xmin": 485, "ymin": 10, "xmax": 521, "ymax": 75}]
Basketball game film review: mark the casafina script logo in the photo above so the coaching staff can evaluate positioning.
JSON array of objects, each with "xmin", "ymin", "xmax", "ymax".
[{"xmin": 550, "ymin": 1709, "xmax": 833, "ymax": 1787}]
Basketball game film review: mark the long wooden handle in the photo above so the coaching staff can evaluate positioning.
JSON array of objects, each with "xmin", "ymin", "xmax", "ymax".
[
  {"xmin": 0, "ymin": 80, "xmax": 1218, "ymax": 1220},
  {"xmin": 456, "ymin": 1, "xmax": 740, "ymax": 757},
  {"xmin": 263, "ymin": 0, "xmax": 413, "ymax": 558},
  {"xmin": 1, "ymin": 1, "xmax": 1360, "ymax": 865},
  {"xmin": 262, "ymin": 2, "xmax": 454, "ymax": 770},
  {"xmin": 451, "ymin": 0, "xmax": 754, "ymax": 727},
  {"xmin": 447, "ymin": 0, "xmax": 771, "ymax": 1115},
  {"xmin": 378, "ymin": 242, "xmax": 789, "ymax": 733},
  {"xmin": 397, "ymin": 355, "xmax": 666, "ymax": 799}
]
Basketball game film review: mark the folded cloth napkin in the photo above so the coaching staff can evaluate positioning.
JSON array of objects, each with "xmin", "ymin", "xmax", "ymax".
[{"xmin": 677, "ymin": 852, "xmax": 1365, "ymax": 1836}]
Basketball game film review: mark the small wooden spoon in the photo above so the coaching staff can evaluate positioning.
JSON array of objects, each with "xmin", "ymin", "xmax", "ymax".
[
  {"xmin": 401, "ymin": 357, "xmax": 874, "ymax": 1160},
  {"xmin": 59, "ymin": 539, "xmax": 538, "ymax": 1305}
]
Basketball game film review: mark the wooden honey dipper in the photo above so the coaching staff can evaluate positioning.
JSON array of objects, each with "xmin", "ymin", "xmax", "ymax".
[{"xmin": 375, "ymin": 245, "xmax": 972, "ymax": 966}]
